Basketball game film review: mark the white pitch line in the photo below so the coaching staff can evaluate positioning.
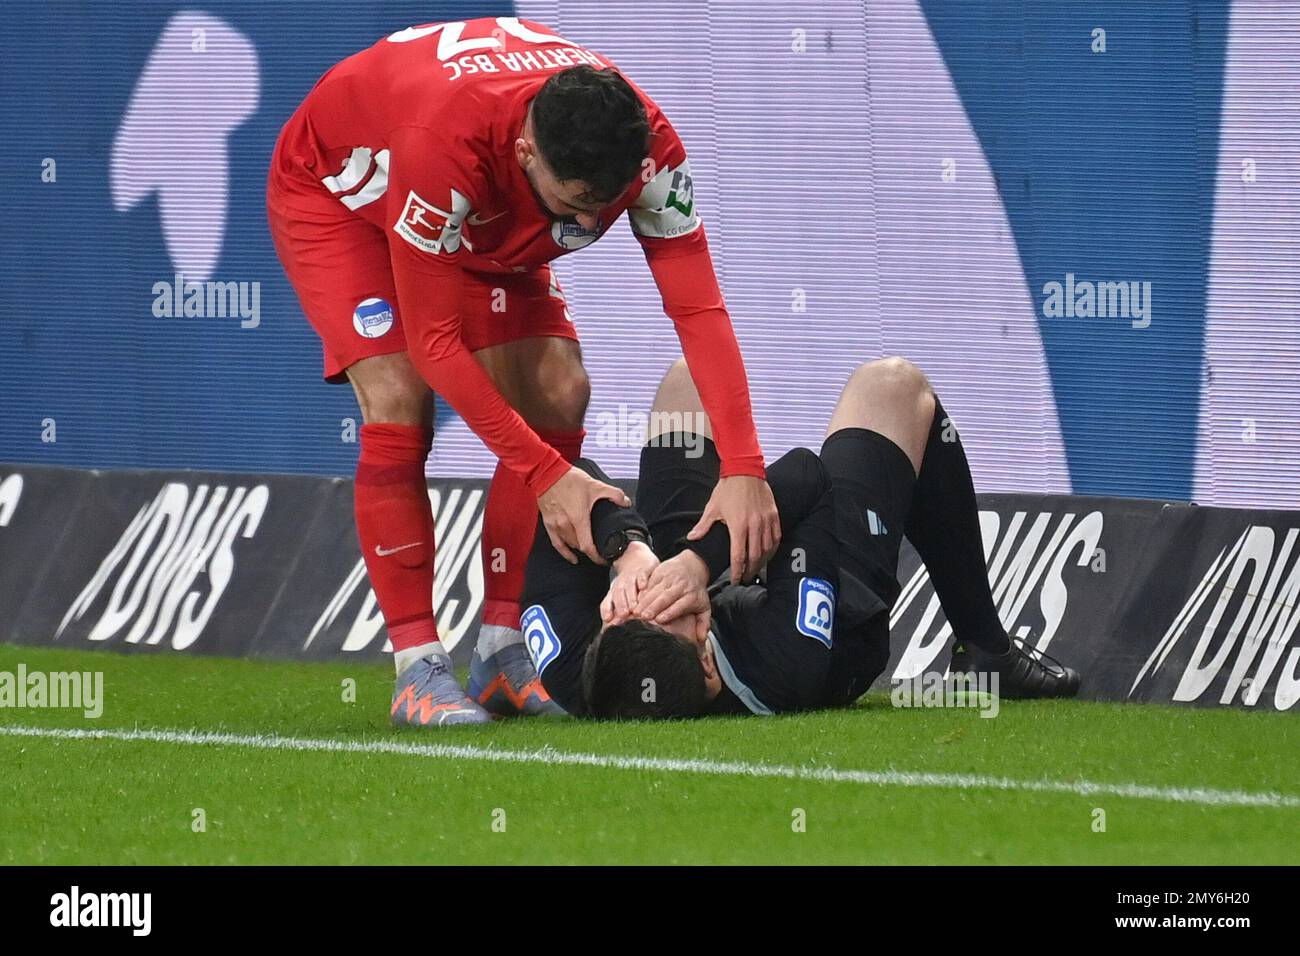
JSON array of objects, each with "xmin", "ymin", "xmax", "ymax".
[{"xmin": 1, "ymin": 724, "xmax": 1297, "ymax": 809}]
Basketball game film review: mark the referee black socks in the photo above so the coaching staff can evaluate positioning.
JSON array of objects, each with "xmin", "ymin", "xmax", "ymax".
[{"xmin": 904, "ymin": 398, "xmax": 1012, "ymax": 654}]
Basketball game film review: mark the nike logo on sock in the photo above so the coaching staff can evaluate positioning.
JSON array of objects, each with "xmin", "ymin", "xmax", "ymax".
[{"xmin": 375, "ymin": 542, "xmax": 421, "ymax": 557}]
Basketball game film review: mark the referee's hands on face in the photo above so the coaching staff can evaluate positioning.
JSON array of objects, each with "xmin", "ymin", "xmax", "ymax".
[
  {"xmin": 633, "ymin": 551, "xmax": 712, "ymax": 632},
  {"xmin": 600, "ymin": 540, "xmax": 659, "ymax": 626}
]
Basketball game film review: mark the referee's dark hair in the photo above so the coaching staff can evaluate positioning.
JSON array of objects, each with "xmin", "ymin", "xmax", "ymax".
[
  {"xmin": 582, "ymin": 619, "xmax": 708, "ymax": 719},
  {"xmin": 532, "ymin": 65, "xmax": 650, "ymax": 203}
]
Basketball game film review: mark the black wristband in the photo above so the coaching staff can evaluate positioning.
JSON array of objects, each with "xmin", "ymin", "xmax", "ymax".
[{"xmin": 602, "ymin": 528, "xmax": 650, "ymax": 564}]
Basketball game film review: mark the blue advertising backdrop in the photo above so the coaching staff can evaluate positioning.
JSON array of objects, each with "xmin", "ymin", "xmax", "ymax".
[{"xmin": 2, "ymin": 1, "xmax": 1296, "ymax": 508}]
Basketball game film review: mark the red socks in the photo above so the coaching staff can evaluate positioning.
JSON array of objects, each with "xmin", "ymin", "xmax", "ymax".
[
  {"xmin": 480, "ymin": 428, "xmax": 585, "ymax": 629},
  {"xmin": 354, "ymin": 423, "xmax": 437, "ymax": 652},
  {"xmin": 355, "ymin": 422, "xmax": 585, "ymax": 649}
]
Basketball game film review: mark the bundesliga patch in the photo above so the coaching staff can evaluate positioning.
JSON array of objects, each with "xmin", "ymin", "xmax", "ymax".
[
  {"xmin": 393, "ymin": 188, "xmax": 469, "ymax": 255},
  {"xmin": 796, "ymin": 577, "xmax": 835, "ymax": 648},
  {"xmin": 352, "ymin": 297, "xmax": 394, "ymax": 339},
  {"xmin": 521, "ymin": 604, "xmax": 562, "ymax": 675}
]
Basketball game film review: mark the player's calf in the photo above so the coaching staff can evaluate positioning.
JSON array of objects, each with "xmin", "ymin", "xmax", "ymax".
[{"xmin": 473, "ymin": 337, "xmax": 590, "ymax": 717}]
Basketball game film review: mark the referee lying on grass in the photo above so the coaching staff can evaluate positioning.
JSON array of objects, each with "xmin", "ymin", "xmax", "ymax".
[{"xmin": 519, "ymin": 356, "xmax": 1081, "ymax": 718}]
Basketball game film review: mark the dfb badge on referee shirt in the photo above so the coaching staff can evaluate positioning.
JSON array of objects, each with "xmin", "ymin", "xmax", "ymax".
[
  {"xmin": 796, "ymin": 577, "xmax": 835, "ymax": 648},
  {"xmin": 521, "ymin": 604, "xmax": 562, "ymax": 675}
]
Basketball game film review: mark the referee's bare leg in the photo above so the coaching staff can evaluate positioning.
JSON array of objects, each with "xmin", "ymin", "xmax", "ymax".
[
  {"xmin": 648, "ymin": 356, "xmax": 714, "ymax": 445},
  {"xmin": 824, "ymin": 356, "xmax": 934, "ymax": 475}
]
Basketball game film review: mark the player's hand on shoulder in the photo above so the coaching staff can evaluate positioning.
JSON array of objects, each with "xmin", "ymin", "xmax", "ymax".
[
  {"xmin": 538, "ymin": 466, "xmax": 631, "ymax": 565},
  {"xmin": 687, "ymin": 475, "xmax": 782, "ymax": 584},
  {"xmin": 601, "ymin": 541, "xmax": 659, "ymax": 626}
]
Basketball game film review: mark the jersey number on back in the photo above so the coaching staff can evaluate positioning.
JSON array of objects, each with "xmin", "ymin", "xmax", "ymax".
[{"xmin": 388, "ymin": 16, "xmax": 572, "ymax": 60}]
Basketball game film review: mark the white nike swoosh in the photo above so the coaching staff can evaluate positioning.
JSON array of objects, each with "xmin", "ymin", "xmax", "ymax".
[
  {"xmin": 374, "ymin": 542, "xmax": 421, "ymax": 557},
  {"xmin": 467, "ymin": 210, "xmax": 506, "ymax": 226}
]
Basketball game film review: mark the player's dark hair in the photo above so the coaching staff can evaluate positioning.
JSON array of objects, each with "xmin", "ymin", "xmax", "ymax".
[
  {"xmin": 531, "ymin": 65, "xmax": 650, "ymax": 204},
  {"xmin": 582, "ymin": 619, "xmax": 708, "ymax": 719}
]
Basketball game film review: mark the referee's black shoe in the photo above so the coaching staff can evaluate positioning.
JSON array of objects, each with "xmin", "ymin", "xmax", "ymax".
[{"xmin": 949, "ymin": 638, "xmax": 1081, "ymax": 699}]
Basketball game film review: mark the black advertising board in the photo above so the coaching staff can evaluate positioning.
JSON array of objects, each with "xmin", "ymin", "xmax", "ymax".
[{"xmin": 1, "ymin": 463, "xmax": 1296, "ymax": 711}]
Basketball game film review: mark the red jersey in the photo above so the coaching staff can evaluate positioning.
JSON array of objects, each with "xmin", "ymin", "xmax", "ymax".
[{"xmin": 271, "ymin": 16, "xmax": 764, "ymax": 494}]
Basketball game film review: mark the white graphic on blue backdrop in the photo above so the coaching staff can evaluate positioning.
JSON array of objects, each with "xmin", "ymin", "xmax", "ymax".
[{"xmin": 110, "ymin": 12, "xmax": 259, "ymax": 282}]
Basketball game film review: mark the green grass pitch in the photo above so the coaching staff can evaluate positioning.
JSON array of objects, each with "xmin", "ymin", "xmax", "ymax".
[{"xmin": 0, "ymin": 644, "xmax": 1296, "ymax": 865}]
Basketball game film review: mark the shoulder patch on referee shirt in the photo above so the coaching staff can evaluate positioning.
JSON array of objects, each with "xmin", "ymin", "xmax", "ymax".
[
  {"xmin": 796, "ymin": 577, "xmax": 835, "ymax": 648},
  {"xmin": 521, "ymin": 604, "xmax": 562, "ymax": 675}
]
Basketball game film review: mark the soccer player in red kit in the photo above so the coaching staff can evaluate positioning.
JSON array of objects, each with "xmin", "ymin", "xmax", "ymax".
[{"xmin": 268, "ymin": 16, "xmax": 780, "ymax": 726}]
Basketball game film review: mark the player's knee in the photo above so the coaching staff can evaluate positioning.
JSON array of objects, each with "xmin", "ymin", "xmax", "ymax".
[
  {"xmin": 365, "ymin": 385, "xmax": 431, "ymax": 426},
  {"xmin": 653, "ymin": 357, "xmax": 698, "ymax": 406},
  {"xmin": 852, "ymin": 356, "xmax": 931, "ymax": 403},
  {"xmin": 662, "ymin": 356, "xmax": 690, "ymax": 384},
  {"xmin": 536, "ymin": 360, "xmax": 591, "ymax": 430},
  {"xmin": 647, "ymin": 358, "xmax": 711, "ymax": 443},
  {"xmin": 357, "ymin": 373, "xmax": 432, "ymax": 426},
  {"xmin": 348, "ymin": 354, "xmax": 433, "ymax": 426}
]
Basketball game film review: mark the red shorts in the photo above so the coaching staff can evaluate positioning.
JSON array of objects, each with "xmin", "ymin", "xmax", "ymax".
[{"xmin": 268, "ymin": 185, "xmax": 578, "ymax": 383}]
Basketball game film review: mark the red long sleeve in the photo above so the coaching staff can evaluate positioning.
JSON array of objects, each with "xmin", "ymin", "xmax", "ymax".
[
  {"xmin": 642, "ymin": 226, "xmax": 766, "ymax": 479},
  {"xmin": 394, "ymin": 255, "xmax": 570, "ymax": 498}
]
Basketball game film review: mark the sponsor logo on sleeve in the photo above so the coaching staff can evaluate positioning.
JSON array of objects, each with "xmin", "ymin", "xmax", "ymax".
[
  {"xmin": 393, "ymin": 188, "xmax": 471, "ymax": 255},
  {"xmin": 521, "ymin": 604, "xmax": 562, "ymax": 674},
  {"xmin": 629, "ymin": 160, "xmax": 702, "ymax": 240},
  {"xmin": 796, "ymin": 577, "xmax": 835, "ymax": 648}
]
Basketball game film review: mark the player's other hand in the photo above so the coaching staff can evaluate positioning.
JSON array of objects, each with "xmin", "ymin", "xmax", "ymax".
[
  {"xmin": 538, "ymin": 466, "xmax": 631, "ymax": 565},
  {"xmin": 635, "ymin": 550, "xmax": 712, "ymax": 631},
  {"xmin": 686, "ymin": 475, "xmax": 781, "ymax": 584},
  {"xmin": 601, "ymin": 540, "xmax": 659, "ymax": 626}
]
